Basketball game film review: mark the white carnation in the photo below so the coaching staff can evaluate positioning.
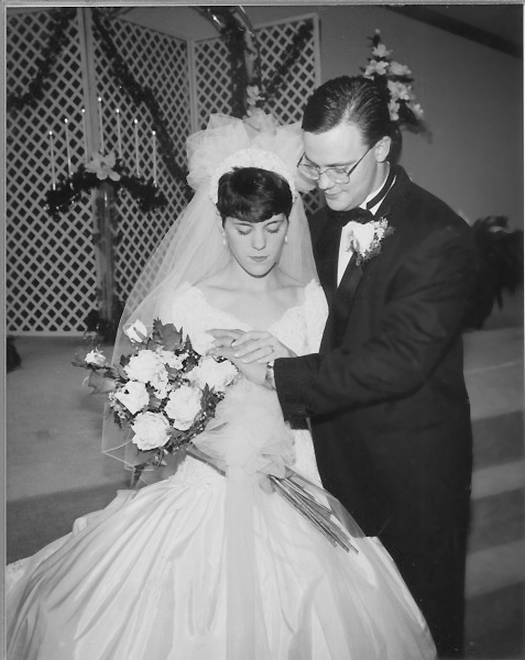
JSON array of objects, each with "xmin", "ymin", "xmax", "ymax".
[
  {"xmin": 188, "ymin": 356, "xmax": 237, "ymax": 392},
  {"xmin": 165, "ymin": 385, "xmax": 202, "ymax": 430},
  {"xmin": 371, "ymin": 43, "xmax": 392, "ymax": 59},
  {"xmin": 158, "ymin": 350, "xmax": 184, "ymax": 370},
  {"xmin": 114, "ymin": 381, "xmax": 150, "ymax": 415},
  {"xmin": 347, "ymin": 221, "xmax": 376, "ymax": 254},
  {"xmin": 389, "ymin": 61, "xmax": 411, "ymax": 76},
  {"xmin": 85, "ymin": 348, "xmax": 107, "ymax": 367},
  {"xmin": 363, "ymin": 60, "xmax": 389, "ymax": 77},
  {"xmin": 131, "ymin": 412, "xmax": 170, "ymax": 450}
]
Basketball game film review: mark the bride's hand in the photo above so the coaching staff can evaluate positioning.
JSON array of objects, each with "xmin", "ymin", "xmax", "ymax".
[
  {"xmin": 208, "ymin": 330, "xmax": 267, "ymax": 386},
  {"xmin": 228, "ymin": 330, "xmax": 296, "ymax": 364}
]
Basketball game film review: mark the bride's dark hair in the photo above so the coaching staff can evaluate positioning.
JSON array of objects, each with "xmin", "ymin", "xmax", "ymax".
[{"xmin": 216, "ymin": 167, "xmax": 293, "ymax": 224}]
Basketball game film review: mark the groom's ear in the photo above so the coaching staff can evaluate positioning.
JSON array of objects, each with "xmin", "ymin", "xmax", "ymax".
[{"xmin": 374, "ymin": 136, "xmax": 391, "ymax": 163}]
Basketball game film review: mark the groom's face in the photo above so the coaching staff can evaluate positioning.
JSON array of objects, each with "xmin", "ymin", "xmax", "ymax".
[{"xmin": 303, "ymin": 122, "xmax": 383, "ymax": 212}]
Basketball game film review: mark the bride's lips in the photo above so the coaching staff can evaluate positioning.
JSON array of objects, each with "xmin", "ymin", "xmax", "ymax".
[{"xmin": 250, "ymin": 256, "xmax": 268, "ymax": 262}]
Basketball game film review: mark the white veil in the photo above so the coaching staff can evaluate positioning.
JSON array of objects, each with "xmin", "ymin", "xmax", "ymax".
[{"xmin": 102, "ymin": 112, "xmax": 318, "ymax": 471}]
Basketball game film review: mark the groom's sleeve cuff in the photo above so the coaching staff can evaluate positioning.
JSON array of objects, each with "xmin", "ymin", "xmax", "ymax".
[{"xmin": 273, "ymin": 354, "xmax": 322, "ymax": 419}]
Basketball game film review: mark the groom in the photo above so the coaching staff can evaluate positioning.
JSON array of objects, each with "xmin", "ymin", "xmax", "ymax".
[{"xmin": 226, "ymin": 76, "xmax": 477, "ymax": 658}]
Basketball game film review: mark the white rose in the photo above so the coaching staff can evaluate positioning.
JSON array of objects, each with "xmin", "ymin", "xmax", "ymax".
[
  {"xmin": 124, "ymin": 320, "xmax": 148, "ymax": 344},
  {"xmin": 188, "ymin": 356, "xmax": 237, "ymax": 392},
  {"xmin": 165, "ymin": 385, "xmax": 202, "ymax": 430},
  {"xmin": 125, "ymin": 350, "xmax": 164, "ymax": 384},
  {"xmin": 131, "ymin": 412, "xmax": 171, "ymax": 451},
  {"xmin": 85, "ymin": 349, "xmax": 107, "ymax": 367},
  {"xmin": 114, "ymin": 381, "xmax": 150, "ymax": 415}
]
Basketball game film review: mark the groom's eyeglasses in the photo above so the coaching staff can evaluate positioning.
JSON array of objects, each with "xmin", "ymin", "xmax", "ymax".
[{"xmin": 297, "ymin": 144, "xmax": 374, "ymax": 184}]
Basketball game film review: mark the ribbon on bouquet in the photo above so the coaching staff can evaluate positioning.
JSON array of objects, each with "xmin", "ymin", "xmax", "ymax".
[{"xmin": 187, "ymin": 378, "xmax": 359, "ymax": 659}]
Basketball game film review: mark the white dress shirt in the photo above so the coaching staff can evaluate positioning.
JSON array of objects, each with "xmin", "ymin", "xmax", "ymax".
[{"xmin": 336, "ymin": 173, "xmax": 392, "ymax": 285}]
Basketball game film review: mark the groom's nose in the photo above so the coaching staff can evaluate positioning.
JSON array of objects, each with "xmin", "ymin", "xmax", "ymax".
[{"xmin": 317, "ymin": 171, "xmax": 336, "ymax": 191}]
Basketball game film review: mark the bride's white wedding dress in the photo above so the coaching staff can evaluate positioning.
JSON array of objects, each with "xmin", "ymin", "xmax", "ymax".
[{"xmin": 6, "ymin": 280, "xmax": 436, "ymax": 660}]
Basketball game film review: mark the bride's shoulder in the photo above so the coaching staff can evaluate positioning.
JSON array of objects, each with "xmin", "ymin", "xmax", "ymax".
[{"xmin": 303, "ymin": 278, "xmax": 327, "ymax": 309}]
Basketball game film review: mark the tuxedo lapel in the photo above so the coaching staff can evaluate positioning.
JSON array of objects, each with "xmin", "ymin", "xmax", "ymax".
[{"xmin": 323, "ymin": 253, "xmax": 364, "ymax": 349}]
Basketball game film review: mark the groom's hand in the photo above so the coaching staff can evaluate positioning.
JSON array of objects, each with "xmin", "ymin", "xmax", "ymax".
[
  {"xmin": 209, "ymin": 329, "xmax": 276, "ymax": 387},
  {"xmin": 226, "ymin": 330, "xmax": 296, "ymax": 363}
]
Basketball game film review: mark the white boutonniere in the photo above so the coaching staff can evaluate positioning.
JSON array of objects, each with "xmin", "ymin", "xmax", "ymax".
[{"xmin": 345, "ymin": 217, "xmax": 394, "ymax": 265}]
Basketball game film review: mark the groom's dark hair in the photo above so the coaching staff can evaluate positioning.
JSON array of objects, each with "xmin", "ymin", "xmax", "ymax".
[
  {"xmin": 302, "ymin": 76, "xmax": 394, "ymax": 149},
  {"xmin": 216, "ymin": 167, "xmax": 293, "ymax": 224}
]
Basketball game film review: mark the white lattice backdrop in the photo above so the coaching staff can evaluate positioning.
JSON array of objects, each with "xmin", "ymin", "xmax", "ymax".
[
  {"xmin": 6, "ymin": 10, "xmax": 95, "ymax": 334},
  {"xmin": 92, "ymin": 16, "xmax": 191, "ymax": 308},
  {"xmin": 7, "ymin": 10, "xmax": 321, "ymax": 334},
  {"xmin": 6, "ymin": 10, "xmax": 191, "ymax": 334},
  {"xmin": 193, "ymin": 13, "xmax": 322, "ymax": 215}
]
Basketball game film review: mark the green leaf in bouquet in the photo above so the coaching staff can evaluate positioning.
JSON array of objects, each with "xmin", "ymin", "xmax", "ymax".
[
  {"xmin": 71, "ymin": 352, "xmax": 88, "ymax": 368},
  {"xmin": 161, "ymin": 324, "xmax": 185, "ymax": 352},
  {"xmin": 87, "ymin": 370, "xmax": 117, "ymax": 394},
  {"xmin": 109, "ymin": 363, "xmax": 129, "ymax": 381},
  {"xmin": 149, "ymin": 393, "xmax": 163, "ymax": 409}
]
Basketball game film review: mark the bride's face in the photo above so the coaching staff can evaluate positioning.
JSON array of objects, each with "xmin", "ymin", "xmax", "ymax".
[{"xmin": 223, "ymin": 213, "xmax": 289, "ymax": 278}]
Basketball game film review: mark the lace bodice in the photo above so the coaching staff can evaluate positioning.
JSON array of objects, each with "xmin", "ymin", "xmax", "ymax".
[
  {"xmin": 166, "ymin": 279, "xmax": 328, "ymax": 487},
  {"xmin": 167, "ymin": 279, "xmax": 327, "ymax": 358}
]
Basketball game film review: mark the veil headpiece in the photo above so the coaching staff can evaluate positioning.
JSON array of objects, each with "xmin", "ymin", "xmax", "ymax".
[{"xmin": 103, "ymin": 112, "xmax": 317, "ymax": 471}]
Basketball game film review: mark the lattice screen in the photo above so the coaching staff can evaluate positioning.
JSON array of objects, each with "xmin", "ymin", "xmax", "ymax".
[
  {"xmin": 92, "ymin": 16, "xmax": 191, "ymax": 308},
  {"xmin": 192, "ymin": 13, "xmax": 321, "ymax": 215},
  {"xmin": 6, "ymin": 9, "xmax": 190, "ymax": 334},
  {"xmin": 6, "ymin": 9, "xmax": 320, "ymax": 335},
  {"xmin": 6, "ymin": 10, "xmax": 95, "ymax": 334}
]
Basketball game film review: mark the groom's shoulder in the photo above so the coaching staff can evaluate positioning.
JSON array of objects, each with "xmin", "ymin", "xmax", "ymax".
[{"xmin": 394, "ymin": 166, "xmax": 470, "ymax": 235}]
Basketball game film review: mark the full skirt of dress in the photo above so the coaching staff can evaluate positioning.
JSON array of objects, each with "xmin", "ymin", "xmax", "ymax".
[{"xmin": 6, "ymin": 446, "xmax": 436, "ymax": 659}]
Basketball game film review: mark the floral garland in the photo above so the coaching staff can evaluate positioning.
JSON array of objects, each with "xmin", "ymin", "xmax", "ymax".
[
  {"xmin": 46, "ymin": 151, "xmax": 167, "ymax": 218},
  {"xmin": 7, "ymin": 8, "xmax": 77, "ymax": 113},
  {"xmin": 361, "ymin": 30, "xmax": 427, "ymax": 135},
  {"xmin": 91, "ymin": 8, "xmax": 187, "ymax": 187},
  {"xmin": 259, "ymin": 22, "xmax": 313, "ymax": 109},
  {"xmin": 208, "ymin": 9, "xmax": 313, "ymax": 118}
]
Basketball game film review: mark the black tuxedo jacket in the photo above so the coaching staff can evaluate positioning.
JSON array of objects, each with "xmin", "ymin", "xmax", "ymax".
[{"xmin": 275, "ymin": 165, "xmax": 477, "ymax": 540}]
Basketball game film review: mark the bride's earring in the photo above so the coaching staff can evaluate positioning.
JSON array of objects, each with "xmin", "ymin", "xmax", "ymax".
[{"xmin": 284, "ymin": 234, "xmax": 289, "ymax": 244}]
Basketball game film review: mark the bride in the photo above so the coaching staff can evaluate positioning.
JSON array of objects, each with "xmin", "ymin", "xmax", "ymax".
[{"xmin": 6, "ymin": 113, "xmax": 436, "ymax": 660}]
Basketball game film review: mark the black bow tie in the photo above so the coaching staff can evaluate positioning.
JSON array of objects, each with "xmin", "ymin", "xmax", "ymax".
[
  {"xmin": 328, "ymin": 166, "xmax": 396, "ymax": 228},
  {"xmin": 329, "ymin": 207, "xmax": 374, "ymax": 228}
]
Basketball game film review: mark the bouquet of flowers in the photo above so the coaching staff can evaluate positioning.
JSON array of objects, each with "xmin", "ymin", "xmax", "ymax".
[
  {"xmin": 76, "ymin": 319, "xmax": 356, "ymax": 552},
  {"xmin": 75, "ymin": 318, "xmax": 238, "ymax": 486}
]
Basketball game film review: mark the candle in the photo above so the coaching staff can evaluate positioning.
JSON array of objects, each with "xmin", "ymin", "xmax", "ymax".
[
  {"xmin": 152, "ymin": 130, "xmax": 157, "ymax": 184},
  {"xmin": 81, "ymin": 108, "xmax": 88, "ymax": 162},
  {"xmin": 134, "ymin": 119, "xmax": 140, "ymax": 176},
  {"xmin": 49, "ymin": 130, "xmax": 56, "ymax": 189},
  {"xmin": 116, "ymin": 108, "xmax": 122, "ymax": 159},
  {"xmin": 98, "ymin": 96, "xmax": 104, "ymax": 154},
  {"xmin": 64, "ymin": 118, "xmax": 72, "ymax": 176}
]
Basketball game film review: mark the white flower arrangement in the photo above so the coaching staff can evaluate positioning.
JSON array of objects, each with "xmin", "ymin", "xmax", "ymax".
[
  {"xmin": 209, "ymin": 147, "xmax": 297, "ymax": 203},
  {"xmin": 362, "ymin": 30, "xmax": 426, "ymax": 131},
  {"xmin": 75, "ymin": 318, "xmax": 238, "ymax": 484},
  {"xmin": 85, "ymin": 151, "xmax": 121, "ymax": 182},
  {"xmin": 345, "ymin": 217, "xmax": 394, "ymax": 265}
]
